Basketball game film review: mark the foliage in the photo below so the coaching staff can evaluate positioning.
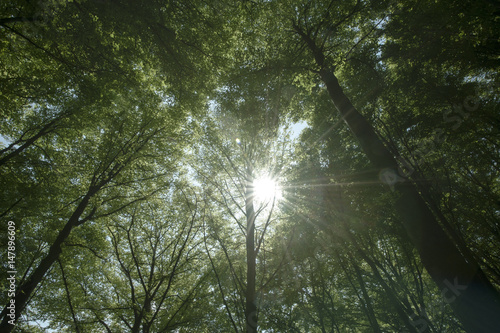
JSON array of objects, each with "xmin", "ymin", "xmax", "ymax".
[{"xmin": 1, "ymin": 0, "xmax": 499, "ymax": 332}]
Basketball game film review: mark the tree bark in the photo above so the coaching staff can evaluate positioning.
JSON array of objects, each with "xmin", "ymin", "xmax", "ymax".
[
  {"xmin": 323, "ymin": 67, "xmax": 500, "ymax": 332},
  {"xmin": 245, "ymin": 166, "xmax": 258, "ymax": 333},
  {"xmin": 297, "ymin": 27, "xmax": 500, "ymax": 332},
  {"xmin": 0, "ymin": 188, "xmax": 96, "ymax": 332}
]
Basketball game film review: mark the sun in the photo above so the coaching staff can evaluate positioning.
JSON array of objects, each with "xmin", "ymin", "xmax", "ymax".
[{"xmin": 253, "ymin": 175, "xmax": 281, "ymax": 204}]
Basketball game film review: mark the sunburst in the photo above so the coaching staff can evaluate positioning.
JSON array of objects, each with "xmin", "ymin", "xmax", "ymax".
[{"xmin": 253, "ymin": 175, "xmax": 281, "ymax": 204}]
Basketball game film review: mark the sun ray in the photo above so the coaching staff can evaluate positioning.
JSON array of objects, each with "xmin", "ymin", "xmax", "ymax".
[{"xmin": 253, "ymin": 175, "xmax": 281, "ymax": 204}]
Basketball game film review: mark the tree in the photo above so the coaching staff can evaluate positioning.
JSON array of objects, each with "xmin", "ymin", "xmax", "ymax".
[
  {"xmin": 193, "ymin": 82, "xmax": 295, "ymax": 331},
  {"xmin": 2, "ymin": 0, "xmax": 499, "ymax": 331},
  {"xmin": 35, "ymin": 185, "xmax": 206, "ymax": 332},
  {"xmin": 281, "ymin": 1, "xmax": 500, "ymax": 331},
  {"xmin": 0, "ymin": 86, "xmax": 185, "ymax": 331},
  {"xmin": 1, "ymin": 0, "xmax": 232, "ymax": 330}
]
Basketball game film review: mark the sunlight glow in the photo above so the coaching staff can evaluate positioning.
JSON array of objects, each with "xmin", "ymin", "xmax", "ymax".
[{"xmin": 253, "ymin": 175, "xmax": 281, "ymax": 204}]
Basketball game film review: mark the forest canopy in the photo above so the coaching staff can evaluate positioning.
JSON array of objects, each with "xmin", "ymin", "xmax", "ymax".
[{"xmin": 1, "ymin": 0, "xmax": 499, "ymax": 332}]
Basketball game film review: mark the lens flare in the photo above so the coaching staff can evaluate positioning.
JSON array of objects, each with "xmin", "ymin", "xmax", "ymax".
[{"xmin": 253, "ymin": 176, "xmax": 281, "ymax": 203}]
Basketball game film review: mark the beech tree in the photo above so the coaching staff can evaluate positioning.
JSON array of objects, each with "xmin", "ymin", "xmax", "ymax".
[
  {"xmin": 1, "ymin": 0, "xmax": 499, "ymax": 332},
  {"xmin": 280, "ymin": 1, "xmax": 500, "ymax": 331},
  {"xmin": 0, "ymin": 86, "xmax": 186, "ymax": 331},
  {"xmin": 35, "ymin": 186, "xmax": 206, "ymax": 332},
  {"xmin": 193, "ymin": 100, "xmax": 294, "ymax": 332}
]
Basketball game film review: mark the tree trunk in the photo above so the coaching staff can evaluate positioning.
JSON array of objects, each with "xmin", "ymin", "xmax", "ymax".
[
  {"xmin": 0, "ymin": 190, "xmax": 95, "ymax": 332},
  {"xmin": 245, "ymin": 167, "xmax": 258, "ymax": 333},
  {"xmin": 321, "ymin": 67, "xmax": 500, "ymax": 332},
  {"xmin": 297, "ymin": 27, "xmax": 500, "ymax": 332}
]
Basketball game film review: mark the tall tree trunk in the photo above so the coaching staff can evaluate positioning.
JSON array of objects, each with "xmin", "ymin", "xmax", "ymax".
[
  {"xmin": 0, "ymin": 189, "xmax": 96, "ymax": 332},
  {"xmin": 296, "ymin": 28, "xmax": 500, "ymax": 332},
  {"xmin": 245, "ymin": 166, "xmax": 258, "ymax": 333}
]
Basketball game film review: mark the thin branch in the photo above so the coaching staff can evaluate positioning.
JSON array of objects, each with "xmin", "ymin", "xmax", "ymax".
[
  {"xmin": 203, "ymin": 217, "xmax": 240, "ymax": 333},
  {"xmin": 255, "ymin": 197, "xmax": 276, "ymax": 257},
  {"xmin": 58, "ymin": 259, "xmax": 81, "ymax": 333}
]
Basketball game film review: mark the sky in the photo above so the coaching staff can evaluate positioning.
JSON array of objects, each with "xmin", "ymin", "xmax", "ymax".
[{"xmin": 290, "ymin": 120, "xmax": 308, "ymax": 139}]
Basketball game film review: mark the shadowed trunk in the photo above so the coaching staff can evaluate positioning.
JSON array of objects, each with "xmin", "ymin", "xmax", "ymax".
[
  {"xmin": 0, "ymin": 189, "xmax": 96, "ymax": 332},
  {"xmin": 245, "ymin": 166, "xmax": 258, "ymax": 333},
  {"xmin": 296, "ymin": 26, "xmax": 500, "ymax": 332}
]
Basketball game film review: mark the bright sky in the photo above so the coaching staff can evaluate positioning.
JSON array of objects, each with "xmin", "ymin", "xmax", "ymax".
[{"xmin": 290, "ymin": 120, "xmax": 308, "ymax": 139}]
